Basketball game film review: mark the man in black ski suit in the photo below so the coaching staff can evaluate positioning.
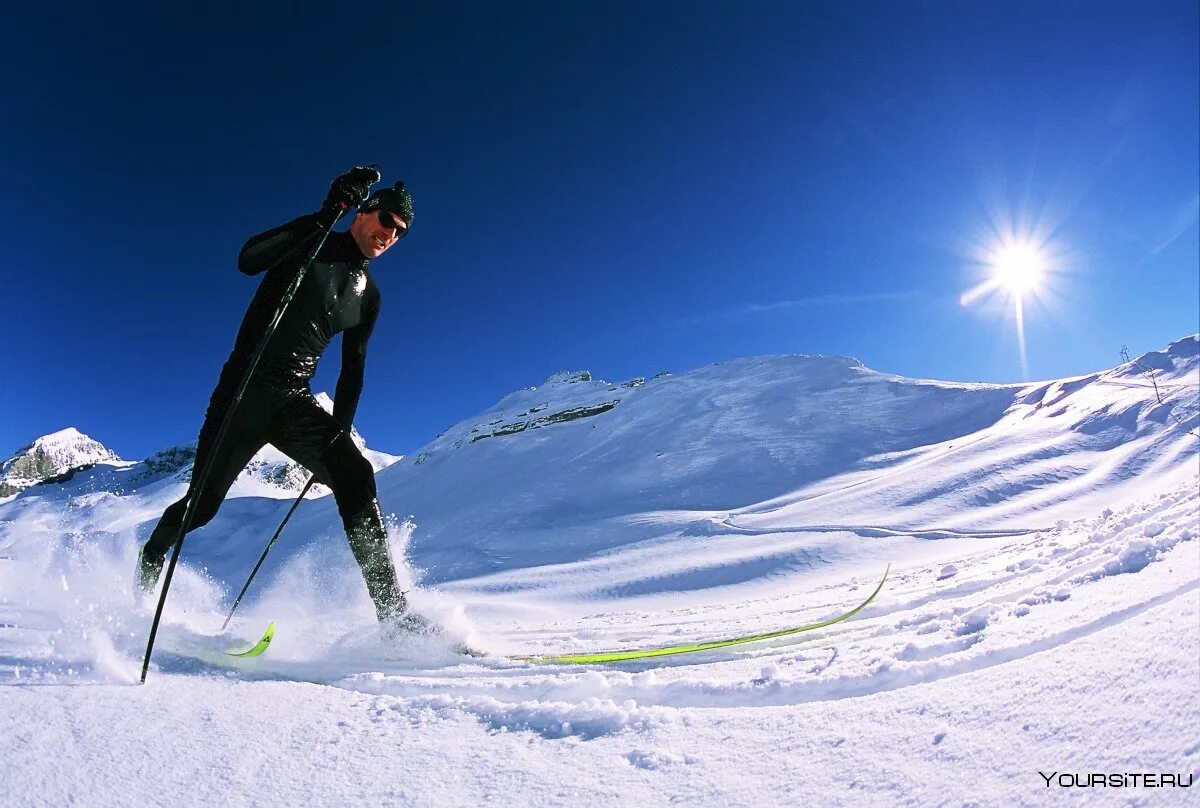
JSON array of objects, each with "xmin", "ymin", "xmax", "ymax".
[{"xmin": 138, "ymin": 167, "xmax": 412, "ymax": 623}]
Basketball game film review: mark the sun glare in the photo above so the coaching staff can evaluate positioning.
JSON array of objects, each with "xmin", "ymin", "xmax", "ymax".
[
  {"xmin": 959, "ymin": 216, "xmax": 1067, "ymax": 380},
  {"xmin": 992, "ymin": 242, "xmax": 1046, "ymax": 295}
]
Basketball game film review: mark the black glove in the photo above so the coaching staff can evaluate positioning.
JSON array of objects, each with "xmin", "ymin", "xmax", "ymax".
[{"xmin": 323, "ymin": 165, "xmax": 381, "ymax": 211}]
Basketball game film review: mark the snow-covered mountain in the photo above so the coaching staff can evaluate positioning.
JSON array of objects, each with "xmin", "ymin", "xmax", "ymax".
[
  {"xmin": 369, "ymin": 334, "xmax": 1198, "ymax": 586},
  {"xmin": 0, "ymin": 427, "xmax": 124, "ymax": 497},
  {"xmin": 0, "ymin": 336, "xmax": 1196, "ymax": 806}
]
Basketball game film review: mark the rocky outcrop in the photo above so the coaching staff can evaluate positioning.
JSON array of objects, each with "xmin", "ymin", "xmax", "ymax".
[
  {"xmin": 141, "ymin": 445, "xmax": 196, "ymax": 477},
  {"xmin": 544, "ymin": 370, "xmax": 592, "ymax": 385},
  {"xmin": 454, "ymin": 370, "xmax": 638, "ymax": 446},
  {"xmin": 468, "ymin": 399, "xmax": 621, "ymax": 444}
]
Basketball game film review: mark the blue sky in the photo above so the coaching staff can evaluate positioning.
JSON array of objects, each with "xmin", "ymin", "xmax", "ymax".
[{"xmin": 2, "ymin": 1, "xmax": 1197, "ymax": 460}]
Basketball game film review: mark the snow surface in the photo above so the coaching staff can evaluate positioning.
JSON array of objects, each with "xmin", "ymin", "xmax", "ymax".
[{"xmin": 1, "ymin": 337, "xmax": 1197, "ymax": 806}]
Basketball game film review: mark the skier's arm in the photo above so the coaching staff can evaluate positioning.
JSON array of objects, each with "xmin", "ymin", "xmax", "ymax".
[
  {"xmin": 236, "ymin": 214, "xmax": 325, "ymax": 276},
  {"xmin": 334, "ymin": 283, "xmax": 381, "ymax": 429}
]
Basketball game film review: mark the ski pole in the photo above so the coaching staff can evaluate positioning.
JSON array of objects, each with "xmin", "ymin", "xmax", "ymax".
[
  {"xmin": 139, "ymin": 189, "xmax": 370, "ymax": 683},
  {"xmin": 220, "ymin": 474, "xmax": 316, "ymax": 631}
]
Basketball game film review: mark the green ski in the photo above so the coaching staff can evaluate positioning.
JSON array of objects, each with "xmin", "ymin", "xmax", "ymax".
[
  {"xmin": 225, "ymin": 622, "xmax": 275, "ymax": 658},
  {"xmin": 519, "ymin": 565, "xmax": 889, "ymax": 665}
]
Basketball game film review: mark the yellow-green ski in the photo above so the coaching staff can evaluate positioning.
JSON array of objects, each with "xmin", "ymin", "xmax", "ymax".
[
  {"xmin": 225, "ymin": 622, "xmax": 275, "ymax": 658},
  {"xmin": 519, "ymin": 566, "xmax": 889, "ymax": 665}
]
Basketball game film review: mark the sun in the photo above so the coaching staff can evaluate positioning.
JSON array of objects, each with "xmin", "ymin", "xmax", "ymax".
[
  {"xmin": 992, "ymin": 241, "xmax": 1046, "ymax": 296},
  {"xmin": 959, "ymin": 220, "xmax": 1066, "ymax": 380},
  {"xmin": 960, "ymin": 233, "xmax": 1056, "ymax": 309}
]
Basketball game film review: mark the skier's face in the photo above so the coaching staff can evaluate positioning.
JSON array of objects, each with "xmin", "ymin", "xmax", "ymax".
[{"xmin": 350, "ymin": 209, "xmax": 407, "ymax": 259}]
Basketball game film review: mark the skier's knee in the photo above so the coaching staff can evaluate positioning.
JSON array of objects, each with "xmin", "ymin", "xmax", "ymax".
[
  {"xmin": 189, "ymin": 495, "xmax": 223, "ymax": 530},
  {"xmin": 345, "ymin": 452, "xmax": 375, "ymax": 492},
  {"xmin": 162, "ymin": 496, "xmax": 188, "ymax": 525},
  {"xmin": 325, "ymin": 437, "xmax": 375, "ymax": 493}
]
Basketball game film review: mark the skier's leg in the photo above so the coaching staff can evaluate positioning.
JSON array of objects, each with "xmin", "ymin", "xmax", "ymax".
[
  {"xmin": 138, "ymin": 399, "xmax": 266, "ymax": 592},
  {"xmin": 339, "ymin": 495, "xmax": 408, "ymax": 622},
  {"xmin": 270, "ymin": 393, "xmax": 405, "ymax": 621}
]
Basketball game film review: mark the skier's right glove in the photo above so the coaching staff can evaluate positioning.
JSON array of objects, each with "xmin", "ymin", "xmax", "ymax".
[{"xmin": 323, "ymin": 165, "xmax": 381, "ymax": 212}]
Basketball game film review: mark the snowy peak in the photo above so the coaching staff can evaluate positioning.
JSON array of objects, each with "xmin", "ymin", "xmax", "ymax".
[
  {"xmin": 0, "ymin": 428, "xmax": 122, "ymax": 497},
  {"xmin": 426, "ymin": 353, "xmax": 939, "ymax": 457},
  {"xmin": 22, "ymin": 428, "xmax": 118, "ymax": 460}
]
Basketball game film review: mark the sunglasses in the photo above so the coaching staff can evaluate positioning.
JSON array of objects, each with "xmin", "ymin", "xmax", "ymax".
[{"xmin": 377, "ymin": 209, "xmax": 409, "ymax": 238}]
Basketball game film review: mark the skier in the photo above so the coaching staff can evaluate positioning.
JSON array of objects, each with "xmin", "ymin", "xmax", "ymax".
[{"xmin": 137, "ymin": 167, "xmax": 413, "ymax": 625}]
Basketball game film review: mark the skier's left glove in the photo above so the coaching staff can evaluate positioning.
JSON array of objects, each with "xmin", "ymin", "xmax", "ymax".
[{"xmin": 323, "ymin": 165, "xmax": 381, "ymax": 212}]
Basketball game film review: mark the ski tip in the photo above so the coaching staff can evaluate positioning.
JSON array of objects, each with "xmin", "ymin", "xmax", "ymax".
[{"xmin": 225, "ymin": 621, "xmax": 276, "ymax": 658}]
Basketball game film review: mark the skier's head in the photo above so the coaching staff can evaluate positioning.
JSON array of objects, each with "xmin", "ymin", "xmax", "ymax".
[
  {"xmin": 350, "ymin": 181, "xmax": 412, "ymax": 259},
  {"xmin": 359, "ymin": 181, "xmax": 414, "ymax": 227}
]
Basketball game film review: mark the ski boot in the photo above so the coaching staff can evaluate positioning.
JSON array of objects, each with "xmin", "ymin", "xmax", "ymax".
[
  {"xmin": 137, "ymin": 515, "xmax": 181, "ymax": 595},
  {"xmin": 136, "ymin": 541, "xmax": 166, "ymax": 594},
  {"xmin": 344, "ymin": 502, "xmax": 482, "ymax": 655},
  {"xmin": 378, "ymin": 610, "xmax": 487, "ymax": 657},
  {"xmin": 380, "ymin": 610, "xmax": 443, "ymax": 640}
]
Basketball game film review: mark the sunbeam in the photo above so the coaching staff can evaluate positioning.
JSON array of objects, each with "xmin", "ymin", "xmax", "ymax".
[{"xmin": 960, "ymin": 214, "xmax": 1068, "ymax": 379}]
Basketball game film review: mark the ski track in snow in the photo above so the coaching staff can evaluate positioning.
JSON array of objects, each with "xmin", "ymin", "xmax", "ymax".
[
  {"xmin": 328, "ymin": 481, "xmax": 1200, "ymax": 731},
  {"xmin": 2, "ymin": 480, "xmax": 1194, "ymax": 744}
]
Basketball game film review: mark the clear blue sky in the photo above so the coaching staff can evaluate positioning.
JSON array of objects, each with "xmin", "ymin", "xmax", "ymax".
[{"xmin": 2, "ymin": 1, "xmax": 1197, "ymax": 460}]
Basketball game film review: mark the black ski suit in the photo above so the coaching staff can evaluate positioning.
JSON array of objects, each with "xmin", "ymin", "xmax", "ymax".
[{"xmin": 142, "ymin": 211, "xmax": 404, "ymax": 619}]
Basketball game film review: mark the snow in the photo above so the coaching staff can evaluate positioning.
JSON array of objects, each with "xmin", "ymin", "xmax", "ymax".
[{"xmin": 1, "ymin": 336, "xmax": 1197, "ymax": 805}]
